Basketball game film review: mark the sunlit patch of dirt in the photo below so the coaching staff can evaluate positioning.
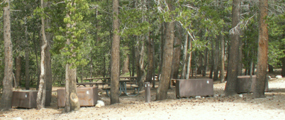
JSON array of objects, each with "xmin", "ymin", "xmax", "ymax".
[{"xmin": 1, "ymin": 77, "xmax": 285, "ymax": 120}]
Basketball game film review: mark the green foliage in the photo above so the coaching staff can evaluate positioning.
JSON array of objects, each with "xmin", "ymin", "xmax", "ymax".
[
  {"xmin": 52, "ymin": 0, "xmax": 90, "ymax": 67},
  {"xmin": 119, "ymin": 6, "xmax": 150, "ymax": 37},
  {"xmin": 267, "ymin": 13, "xmax": 285, "ymax": 67}
]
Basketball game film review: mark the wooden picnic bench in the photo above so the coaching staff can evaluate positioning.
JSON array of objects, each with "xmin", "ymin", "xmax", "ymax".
[
  {"xmin": 76, "ymin": 82, "xmax": 108, "ymax": 88},
  {"xmin": 62, "ymin": 77, "xmax": 139, "ymax": 96},
  {"xmin": 102, "ymin": 79, "xmax": 139, "ymax": 97}
]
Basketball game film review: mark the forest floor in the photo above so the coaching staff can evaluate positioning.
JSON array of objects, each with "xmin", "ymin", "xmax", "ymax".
[{"xmin": 1, "ymin": 73, "xmax": 285, "ymax": 120}]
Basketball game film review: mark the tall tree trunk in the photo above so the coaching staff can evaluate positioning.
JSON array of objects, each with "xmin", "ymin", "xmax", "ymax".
[
  {"xmin": 131, "ymin": 41, "xmax": 136, "ymax": 77},
  {"xmin": 181, "ymin": 34, "xmax": 188, "ymax": 79},
  {"xmin": 225, "ymin": 0, "xmax": 240, "ymax": 96},
  {"xmin": 238, "ymin": 35, "xmax": 243, "ymax": 75},
  {"xmin": 209, "ymin": 39, "xmax": 214, "ymax": 79},
  {"xmin": 65, "ymin": 64, "xmax": 80, "ymax": 112},
  {"xmin": 15, "ymin": 56, "xmax": 21, "ymax": 86},
  {"xmin": 213, "ymin": 38, "xmax": 219, "ymax": 81},
  {"xmin": 0, "ymin": 0, "xmax": 13, "ymax": 111},
  {"xmin": 136, "ymin": 36, "xmax": 146, "ymax": 90},
  {"xmin": 220, "ymin": 31, "xmax": 225, "ymax": 83},
  {"xmin": 37, "ymin": 0, "xmax": 48, "ymax": 109},
  {"xmin": 110, "ymin": 0, "xmax": 120, "ymax": 104},
  {"xmin": 158, "ymin": 22, "xmax": 166, "ymax": 82},
  {"xmin": 186, "ymin": 35, "xmax": 192, "ymax": 79},
  {"xmin": 171, "ymin": 37, "xmax": 182, "ymax": 79},
  {"xmin": 268, "ymin": 64, "xmax": 273, "ymax": 73},
  {"xmin": 32, "ymin": 31, "xmax": 40, "ymax": 89},
  {"xmin": 64, "ymin": 1, "xmax": 80, "ymax": 112},
  {"xmin": 282, "ymin": 57, "xmax": 285, "ymax": 76},
  {"xmin": 25, "ymin": 25, "xmax": 30, "ymax": 90},
  {"xmin": 202, "ymin": 41, "xmax": 208, "ymax": 77},
  {"xmin": 156, "ymin": 18, "xmax": 175, "ymax": 101},
  {"xmin": 146, "ymin": 32, "xmax": 154, "ymax": 82},
  {"xmin": 254, "ymin": 0, "xmax": 268, "ymax": 98},
  {"xmin": 45, "ymin": 20, "xmax": 52, "ymax": 106},
  {"xmin": 122, "ymin": 52, "xmax": 130, "ymax": 74}
]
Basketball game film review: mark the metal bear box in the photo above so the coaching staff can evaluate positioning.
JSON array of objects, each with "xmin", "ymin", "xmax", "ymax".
[
  {"xmin": 237, "ymin": 75, "xmax": 268, "ymax": 93},
  {"xmin": 175, "ymin": 79, "xmax": 213, "ymax": 98},
  {"xmin": 57, "ymin": 87, "xmax": 98, "ymax": 107},
  {"xmin": 11, "ymin": 90, "xmax": 38, "ymax": 108}
]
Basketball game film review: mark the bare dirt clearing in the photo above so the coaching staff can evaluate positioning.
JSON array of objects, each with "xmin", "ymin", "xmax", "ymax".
[{"xmin": 1, "ymin": 78, "xmax": 285, "ymax": 120}]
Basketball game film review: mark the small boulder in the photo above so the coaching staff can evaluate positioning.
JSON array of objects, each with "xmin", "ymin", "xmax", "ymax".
[
  {"xmin": 276, "ymin": 75, "xmax": 282, "ymax": 79},
  {"xmin": 95, "ymin": 100, "xmax": 105, "ymax": 108}
]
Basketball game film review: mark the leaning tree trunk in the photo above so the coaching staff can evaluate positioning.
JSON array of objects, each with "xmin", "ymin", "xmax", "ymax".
[
  {"xmin": 110, "ymin": 0, "xmax": 120, "ymax": 104},
  {"xmin": 157, "ymin": 20, "xmax": 175, "ymax": 100},
  {"xmin": 36, "ymin": 0, "xmax": 48, "ymax": 109},
  {"xmin": 254, "ymin": 0, "xmax": 268, "ymax": 98},
  {"xmin": 0, "ymin": 0, "xmax": 13, "ymax": 111},
  {"xmin": 225, "ymin": 0, "xmax": 240, "ymax": 96}
]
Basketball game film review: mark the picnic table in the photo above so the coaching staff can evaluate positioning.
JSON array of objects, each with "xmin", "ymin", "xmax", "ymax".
[
  {"xmin": 102, "ymin": 79, "xmax": 139, "ymax": 97},
  {"xmin": 80, "ymin": 77, "xmax": 139, "ymax": 96}
]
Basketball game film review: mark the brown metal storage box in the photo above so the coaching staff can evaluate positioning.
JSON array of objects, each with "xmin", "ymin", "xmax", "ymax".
[
  {"xmin": 175, "ymin": 79, "xmax": 213, "ymax": 98},
  {"xmin": 237, "ymin": 75, "xmax": 268, "ymax": 93},
  {"xmin": 11, "ymin": 90, "xmax": 37, "ymax": 108},
  {"xmin": 57, "ymin": 87, "xmax": 98, "ymax": 107}
]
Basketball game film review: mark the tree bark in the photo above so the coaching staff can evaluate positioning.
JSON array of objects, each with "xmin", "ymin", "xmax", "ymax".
[
  {"xmin": 202, "ymin": 42, "xmax": 208, "ymax": 77},
  {"xmin": 0, "ymin": 0, "xmax": 13, "ymax": 111},
  {"xmin": 64, "ymin": 1, "xmax": 80, "ymax": 112},
  {"xmin": 135, "ymin": 36, "xmax": 146, "ymax": 90},
  {"xmin": 45, "ymin": 19, "xmax": 52, "ymax": 106},
  {"xmin": 268, "ymin": 64, "xmax": 273, "ymax": 73},
  {"xmin": 254, "ymin": 0, "xmax": 268, "ymax": 98},
  {"xmin": 122, "ymin": 54, "xmax": 130, "ymax": 74},
  {"xmin": 110, "ymin": 0, "xmax": 120, "ymax": 104},
  {"xmin": 181, "ymin": 34, "xmax": 188, "ymax": 79},
  {"xmin": 225, "ymin": 0, "xmax": 240, "ymax": 96},
  {"xmin": 32, "ymin": 31, "xmax": 40, "ymax": 89},
  {"xmin": 37, "ymin": 0, "xmax": 48, "ymax": 109},
  {"xmin": 282, "ymin": 57, "xmax": 285, "ymax": 76},
  {"xmin": 213, "ymin": 38, "xmax": 219, "ymax": 81},
  {"xmin": 220, "ymin": 31, "xmax": 225, "ymax": 83},
  {"xmin": 65, "ymin": 64, "xmax": 80, "ymax": 112},
  {"xmin": 156, "ymin": 19, "xmax": 175, "ymax": 100},
  {"xmin": 186, "ymin": 35, "xmax": 192, "ymax": 79},
  {"xmin": 209, "ymin": 40, "xmax": 214, "ymax": 79},
  {"xmin": 158, "ymin": 22, "xmax": 165, "ymax": 82},
  {"xmin": 131, "ymin": 41, "xmax": 136, "ymax": 77},
  {"xmin": 146, "ymin": 33, "xmax": 155, "ymax": 83},
  {"xmin": 25, "ymin": 24, "xmax": 30, "ymax": 90},
  {"xmin": 15, "ymin": 56, "xmax": 21, "ymax": 86},
  {"xmin": 237, "ymin": 34, "xmax": 243, "ymax": 76},
  {"xmin": 171, "ymin": 37, "xmax": 182, "ymax": 79}
]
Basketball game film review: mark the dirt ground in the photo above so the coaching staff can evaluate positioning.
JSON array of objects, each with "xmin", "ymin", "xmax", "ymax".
[{"xmin": 1, "ymin": 76, "xmax": 285, "ymax": 120}]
